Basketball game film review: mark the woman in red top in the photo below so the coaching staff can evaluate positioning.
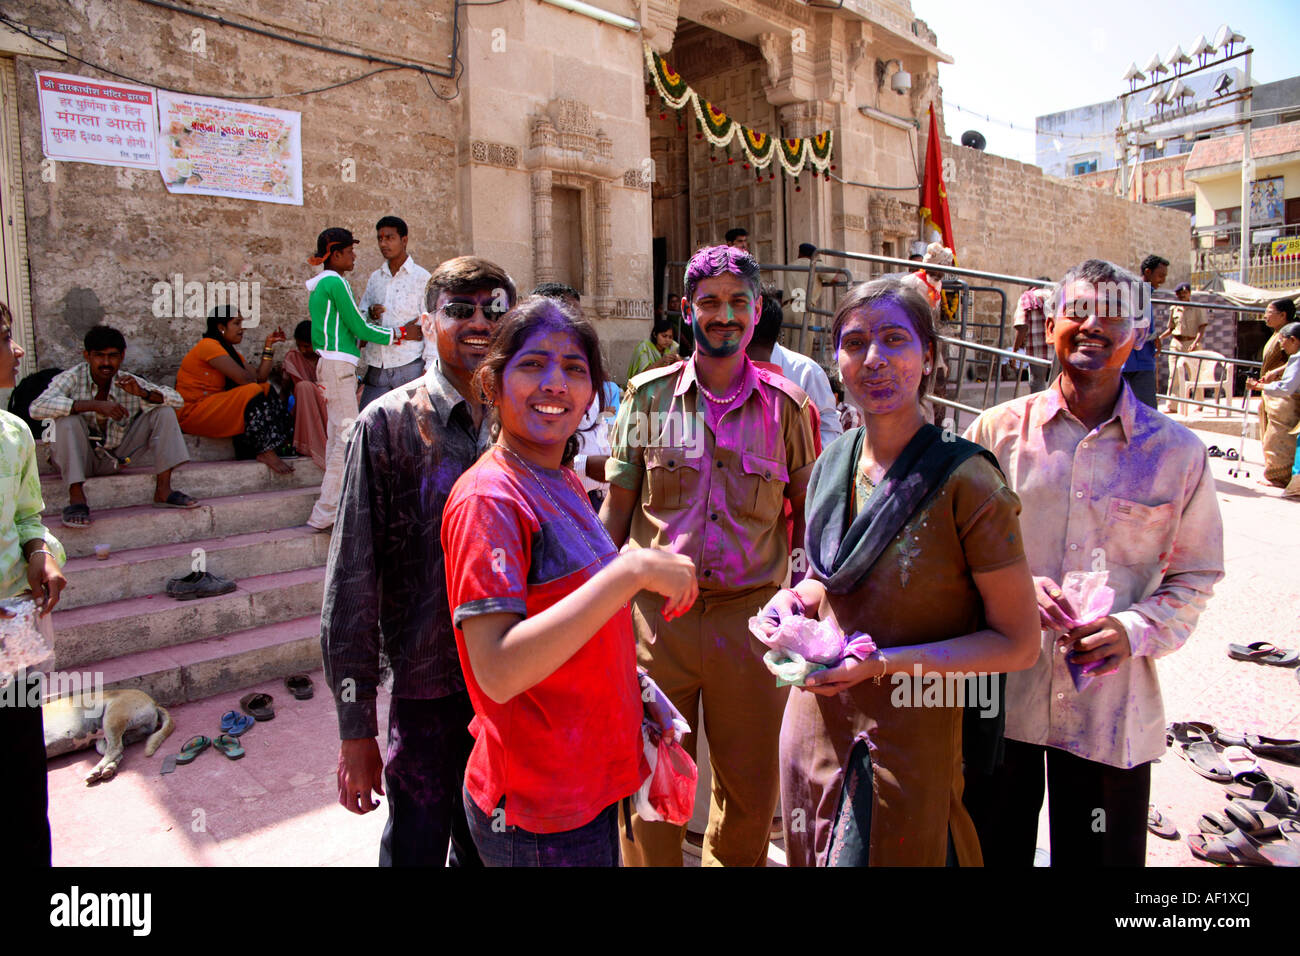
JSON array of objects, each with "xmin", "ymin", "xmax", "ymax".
[{"xmin": 442, "ymin": 296, "xmax": 697, "ymax": 866}]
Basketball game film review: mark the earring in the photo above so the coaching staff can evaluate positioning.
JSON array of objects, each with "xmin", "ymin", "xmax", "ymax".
[{"xmin": 924, "ymin": 365, "xmax": 931, "ymax": 374}]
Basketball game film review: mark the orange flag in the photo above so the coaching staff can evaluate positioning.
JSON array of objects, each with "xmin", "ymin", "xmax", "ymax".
[{"xmin": 919, "ymin": 103, "xmax": 955, "ymax": 254}]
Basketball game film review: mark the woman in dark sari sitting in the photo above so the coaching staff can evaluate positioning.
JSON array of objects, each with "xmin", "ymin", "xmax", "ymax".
[
  {"xmin": 758, "ymin": 279, "xmax": 1039, "ymax": 866},
  {"xmin": 177, "ymin": 306, "xmax": 294, "ymax": 473}
]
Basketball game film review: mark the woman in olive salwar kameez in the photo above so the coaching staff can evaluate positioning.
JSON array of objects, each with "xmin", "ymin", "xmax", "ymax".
[{"xmin": 758, "ymin": 280, "xmax": 1039, "ymax": 866}]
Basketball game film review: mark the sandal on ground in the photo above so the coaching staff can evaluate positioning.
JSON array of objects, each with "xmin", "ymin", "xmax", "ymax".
[
  {"xmin": 1227, "ymin": 641, "xmax": 1300, "ymax": 667},
  {"xmin": 1198, "ymin": 811, "xmax": 1236, "ymax": 836},
  {"xmin": 153, "ymin": 490, "xmax": 200, "ymax": 509},
  {"xmin": 239, "ymin": 692, "xmax": 275, "ymax": 721},
  {"xmin": 175, "ymin": 735, "xmax": 211, "ymax": 765},
  {"xmin": 1207, "ymin": 445, "xmax": 1224, "ymax": 458},
  {"xmin": 212, "ymin": 734, "xmax": 245, "ymax": 760},
  {"xmin": 1167, "ymin": 720, "xmax": 1218, "ymax": 746},
  {"xmin": 1174, "ymin": 726, "xmax": 1233, "ymax": 783},
  {"xmin": 220, "ymin": 710, "xmax": 255, "ymax": 736},
  {"xmin": 284, "ymin": 674, "xmax": 314, "ymax": 700},
  {"xmin": 1225, "ymin": 448, "xmax": 1240, "ymax": 461},
  {"xmin": 1242, "ymin": 735, "xmax": 1300, "ymax": 765},
  {"xmin": 1229, "ymin": 769, "xmax": 1295, "ymax": 799},
  {"xmin": 60, "ymin": 503, "xmax": 92, "ymax": 528},
  {"xmin": 1187, "ymin": 827, "xmax": 1300, "ymax": 866},
  {"xmin": 1223, "ymin": 802, "xmax": 1285, "ymax": 838},
  {"xmin": 1228, "ymin": 781, "xmax": 1300, "ymax": 818},
  {"xmin": 1221, "ymin": 745, "xmax": 1259, "ymax": 776},
  {"xmin": 1146, "ymin": 806, "xmax": 1179, "ymax": 840}
]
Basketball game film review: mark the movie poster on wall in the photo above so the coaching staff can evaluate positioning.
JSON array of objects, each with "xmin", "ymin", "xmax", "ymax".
[
  {"xmin": 156, "ymin": 91, "xmax": 302, "ymax": 205},
  {"xmin": 36, "ymin": 71, "xmax": 158, "ymax": 169}
]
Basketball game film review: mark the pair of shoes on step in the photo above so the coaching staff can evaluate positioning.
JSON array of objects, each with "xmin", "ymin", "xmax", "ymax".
[{"xmin": 164, "ymin": 570, "xmax": 236, "ymax": 601}]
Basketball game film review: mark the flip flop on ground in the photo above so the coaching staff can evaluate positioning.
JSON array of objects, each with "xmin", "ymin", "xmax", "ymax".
[
  {"xmin": 153, "ymin": 491, "xmax": 200, "ymax": 509},
  {"xmin": 239, "ymin": 693, "xmax": 274, "ymax": 721},
  {"xmin": 1227, "ymin": 641, "xmax": 1300, "ymax": 667},
  {"xmin": 212, "ymin": 734, "xmax": 245, "ymax": 760},
  {"xmin": 175, "ymin": 735, "xmax": 211, "ymax": 765},
  {"xmin": 1146, "ymin": 806, "xmax": 1179, "ymax": 840},
  {"xmin": 220, "ymin": 710, "xmax": 255, "ymax": 736},
  {"xmin": 60, "ymin": 503, "xmax": 91, "ymax": 528}
]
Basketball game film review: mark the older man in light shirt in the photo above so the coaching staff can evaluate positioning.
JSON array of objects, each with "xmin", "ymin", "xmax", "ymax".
[
  {"xmin": 357, "ymin": 216, "xmax": 432, "ymax": 409},
  {"xmin": 965, "ymin": 258, "xmax": 1224, "ymax": 867}
]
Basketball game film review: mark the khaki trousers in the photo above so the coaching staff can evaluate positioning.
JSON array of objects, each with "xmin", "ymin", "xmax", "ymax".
[
  {"xmin": 308, "ymin": 358, "xmax": 359, "ymax": 529},
  {"xmin": 620, "ymin": 584, "xmax": 787, "ymax": 867},
  {"xmin": 51, "ymin": 407, "xmax": 189, "ymax": 489}
]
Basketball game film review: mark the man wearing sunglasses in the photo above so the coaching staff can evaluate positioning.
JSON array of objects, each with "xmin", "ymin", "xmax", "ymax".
[{"xmin": 323, "ymin": 256, "xmax": 516, "ymax": 867}]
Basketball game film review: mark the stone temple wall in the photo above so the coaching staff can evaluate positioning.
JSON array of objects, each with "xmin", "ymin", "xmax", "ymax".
[
  {"xmin": 949, "ymin": 143, "xmax": 1192, "ymax": 332},
  {"xmin": 10, "ymin": 0, "xmax": 460, "ymax": 381}
]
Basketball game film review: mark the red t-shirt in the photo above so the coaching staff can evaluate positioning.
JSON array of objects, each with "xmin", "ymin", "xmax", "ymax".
[{"xmin": 442, "ymin": 446, "xmax": 648, "ymax": 833}]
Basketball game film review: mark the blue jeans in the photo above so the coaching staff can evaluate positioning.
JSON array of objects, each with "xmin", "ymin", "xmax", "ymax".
[
  {"xmin": 379, "ymin": 692, "xmax": 482, "ymax": 868},
  {"xmin": 463, "ymin": 788, "xmax": 620, "ymax": 867}
]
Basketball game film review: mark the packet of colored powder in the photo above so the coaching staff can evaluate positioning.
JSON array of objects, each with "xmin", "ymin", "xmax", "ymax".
[
  {"xmin": 748, "ymin": 614, "xmax": 876, "ymax": 688},
  {"xmin": 1059, "ymin": 570, "xmax": 1116, "ymax": 692}
]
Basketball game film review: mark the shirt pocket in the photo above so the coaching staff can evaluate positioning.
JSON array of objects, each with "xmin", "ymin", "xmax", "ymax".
[
  {"xmin": 645, "ymin": 447, "xmax": 702, "ymax": 511},
  {"xmin": 1104, "ymin": 497, "xmax": 1175, "ymax": 568},
  {"xmin": 738, "ymin": 450, "xmax": 789, "ymax": 522}
]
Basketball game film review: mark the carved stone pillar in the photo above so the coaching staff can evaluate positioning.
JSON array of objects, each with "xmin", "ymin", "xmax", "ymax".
[
  {"xmin": 532, "ymin": 168, "xmax": 554, "ymax": 286},
  {"xmin": 593, "ymin": 179, "xmax": 613, "ymax": 316}
]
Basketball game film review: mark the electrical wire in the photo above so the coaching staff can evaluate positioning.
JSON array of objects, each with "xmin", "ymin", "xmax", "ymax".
[{"xmin": 0, "ymin": 10, "xmax": 451, "ymax": 101}]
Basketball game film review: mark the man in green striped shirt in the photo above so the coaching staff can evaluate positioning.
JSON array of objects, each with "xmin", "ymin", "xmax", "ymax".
[{"xmin": 305, "ymin": 228, "xmax": 422, "ymax": 531}]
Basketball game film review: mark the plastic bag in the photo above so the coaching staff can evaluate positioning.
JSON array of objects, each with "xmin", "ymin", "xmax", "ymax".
[
  {"xmin": 1059, "ymin": 570, "xmax": 1116, "ymax": 692},
  {"xmin": 748, "ymin": 614, "xmax": 877, "ymax": 687},
  {"xmin": 633, "ymin": 718, "xmax": 696, "ymax": 825}
]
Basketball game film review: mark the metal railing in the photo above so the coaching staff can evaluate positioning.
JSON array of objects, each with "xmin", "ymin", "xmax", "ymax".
[{"xmin": 657, "ymin": 246, "xmax": 1277, "ymax": 435}]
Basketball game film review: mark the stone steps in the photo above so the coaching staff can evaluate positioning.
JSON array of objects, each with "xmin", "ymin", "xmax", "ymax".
[
  {"xmin": 52, "ymin": 566, "xmax": 326, "ymax": 671},
  {"xmin": 56, "ymin": 525, "xmax": 331, "ymax": 611},
  {"xmin": 40, "ymin": 458, "xmax": 323, "ymax": 515},
  {"xmin": 92, "ymin": 615, "xmax": 323, "ymax": 708},
  {"xmin": 53, "ymin": 486, "xmax": 318, "ymax": 559}
]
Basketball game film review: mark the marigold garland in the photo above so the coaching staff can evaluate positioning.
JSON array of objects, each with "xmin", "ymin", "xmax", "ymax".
[{"xmin": 646, "ymin": 43, "xmax": 832, "ymax": 178}]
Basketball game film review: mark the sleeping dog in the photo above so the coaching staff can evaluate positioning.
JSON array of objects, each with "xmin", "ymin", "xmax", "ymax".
[{"xmin": 43, "ymin": 689, "xmax": 174, "ymax": 784}]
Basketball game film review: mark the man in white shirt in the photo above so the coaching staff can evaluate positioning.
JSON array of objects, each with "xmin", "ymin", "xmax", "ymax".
[
  {"xmin": 357, "ymin": 216, "xmax": 432, "ymax": 409},
  {"xmin": 747, "ymin": 288, "xmax": 841, "ymax": 450},
  {"xmin": 965, "ymin": 258, "xmax": 1223, "ymax": 867}
]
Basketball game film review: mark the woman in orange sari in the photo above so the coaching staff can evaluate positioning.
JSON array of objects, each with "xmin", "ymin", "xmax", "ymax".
[{"xmin": 177, "ymin": 307, "xmax": 294, "ymax": 473}]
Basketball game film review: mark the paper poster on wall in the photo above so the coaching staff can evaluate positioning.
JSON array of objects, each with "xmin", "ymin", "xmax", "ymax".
[
  {"xmin": 156, "ymin": 91, "xmax": 302, "ymax": 205},
  {"xmin": 1250, "ymin": 176, "xmax": 1284, "ymax": 225},
  {"xmin": 36, "ymin": 71, "xmax": 158, "ymax": 169}
]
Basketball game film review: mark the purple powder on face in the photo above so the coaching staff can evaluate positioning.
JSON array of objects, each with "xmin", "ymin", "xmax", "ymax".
[{"xmin": 683, "ymin": 245, "xmax": 760, "ymax": 304}]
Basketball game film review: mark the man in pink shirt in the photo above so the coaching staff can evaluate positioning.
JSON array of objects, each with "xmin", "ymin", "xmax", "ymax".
[
  {"xmin": 965, "ymin": 258, "xmax": 1224, "ymax": 866},
  {"xmin": 603, "ymin": 245, "xmax": 817, "ymax": 866}
]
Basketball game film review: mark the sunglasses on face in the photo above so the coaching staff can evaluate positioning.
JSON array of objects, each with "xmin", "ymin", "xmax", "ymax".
[{"xmin": 441, "ymin": 301, "xmax": 508, "ymax": 321}]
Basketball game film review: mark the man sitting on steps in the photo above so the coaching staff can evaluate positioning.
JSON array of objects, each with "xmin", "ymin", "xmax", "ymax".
[{"xmin": 30, "ymin": 324, "xmax": 199, "ymax": 528}]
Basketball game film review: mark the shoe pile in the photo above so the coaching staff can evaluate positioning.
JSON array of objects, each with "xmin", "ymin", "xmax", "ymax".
[
  {"xmin": 161, "ymin": 676, "xmax": 314, "ymax": 773},
  {"xmin": 1165, "ymin": 721, "xmax": 1300, "ymax": 866}
]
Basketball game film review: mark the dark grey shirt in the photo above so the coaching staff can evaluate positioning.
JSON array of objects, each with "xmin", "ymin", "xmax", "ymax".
[{"xmin": 321, "ymin": 364, "xmax": 491, "ymax": 739}]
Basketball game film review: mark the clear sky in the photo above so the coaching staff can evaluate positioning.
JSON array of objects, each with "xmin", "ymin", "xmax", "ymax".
[{"xmin": 909, "ymin": 0, "xmax": 1300, "ymax": 164}]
